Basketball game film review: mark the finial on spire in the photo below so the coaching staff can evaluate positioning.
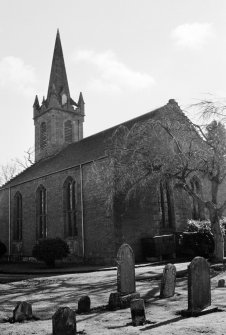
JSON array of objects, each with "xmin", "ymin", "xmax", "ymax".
[
  {"xmin": 78, "ymin": 92, "xmax": 85, "ymax": 106},
  {"xmin": 78, "ymin": 92, "xmax": 85, "ymax": 114},
  {"xmin": 33, "ymin": 95, "xmax": 40, "ymax": 108}
]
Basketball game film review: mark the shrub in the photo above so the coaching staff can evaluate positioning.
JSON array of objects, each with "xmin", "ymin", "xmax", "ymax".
[
  {"xmin": 0, "ymin": 240, "xmax": 7, "ymax": 258},
  {"xmin": 187, "ymin": 219, "xmax": 225, "ymax": 235},
  {"xmin": 183, "ymin": 219, "xmax": 215, "ymax": 258},
  {"xmin": 32, "ymin": 238, "xmax": 70, "ymax": 267}
]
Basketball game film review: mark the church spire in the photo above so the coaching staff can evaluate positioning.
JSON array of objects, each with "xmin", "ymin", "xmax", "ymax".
[
  {"xmin": 34, "ymin": 31, "xmax": 85, "ymax": 162},
  {"xmin": 47, "ymin": 29, "xmax": 70, "ymax": 103}
]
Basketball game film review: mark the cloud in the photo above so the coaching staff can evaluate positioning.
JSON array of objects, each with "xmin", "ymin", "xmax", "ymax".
[
  {"xmin": 0, "ymin": 56, "xmax": 37, "ymax": 97},
  {"xmin": 72, "ymin": 49, "xmax": 155, "ymax": 93},
  {"xmin": 171, "ymin": 23, "xmax": 215, "ymax": 49}
]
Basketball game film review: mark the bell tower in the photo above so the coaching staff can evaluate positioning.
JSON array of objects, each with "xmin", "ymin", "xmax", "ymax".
[{"xmin": 33, "ymin": 30, "xmax": 85, "ymax": 162}]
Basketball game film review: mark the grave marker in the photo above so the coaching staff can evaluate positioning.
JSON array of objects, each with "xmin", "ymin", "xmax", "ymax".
[
  {"xmin": 218, "ymin": 279, "xmax": 225, "ymax": 288},
  {"xmin": 130, "ymin": 299, "xmax": 146, "ymax": 326},
  {"xmin": 77, "ymin": 295, "xmax": 91, "ymax": 313},
  {"xmin": 160, "ymin": 263, "xmax": 176, "ymax": 298},
  {"xmin": 188, "ymin": 257, "xmax": 211, "ymax": 313},
  {"xmin": 117, "ymin": 243, "xmax": 136, "ymax": 295},
  {"xmin": 52, "ymin": 307, "xmax": 76, "ymax": 335},
  {"xmin": 13, "ymin": 301, "xmax": 32, "ymax": 322}
]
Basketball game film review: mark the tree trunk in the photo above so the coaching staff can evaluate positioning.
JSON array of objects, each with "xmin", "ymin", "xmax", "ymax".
[{"xmin": 210, "ymin": 210, "xmax": 224, "ymax": 262}]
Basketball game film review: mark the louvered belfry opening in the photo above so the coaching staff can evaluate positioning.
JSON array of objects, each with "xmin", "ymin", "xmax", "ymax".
[
  {"xmin": 64, "ymin": 120, "xmax": 73, "ymax": 143},
  {"xmin": 40, "ymin": 122, "xmax": 47, "ymax": 150}
]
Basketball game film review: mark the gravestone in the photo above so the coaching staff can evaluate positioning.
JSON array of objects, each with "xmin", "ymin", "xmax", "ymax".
[
  {"xmin": 52, "ymin": 307, "xmax": 76, "ymax": 335},
  {"xmin": 218, "ymin": 279, "xmax": 225, "ymax": 287},
  {"xmin": 117, "ymin": 243, "xmax": 136, "ymax": 295},
  {"xmin": 13, "ymin": 301, "xmax": 32, "ymax": 322},
  {"xmin": 130, "ymin": 299, "xmax": 146, "ymax": 326},
  {"xmin": 188, "ymin": 257, "xmax": 211, "ymax": 313},
  {"xmin": 160, "ymin": 263, "xmax": 176, "ymax": 298},
  {"xmin": 77, "ymin": 295, "xmax": 91, "ymax": 313},
  {"xmin": 108, "ymin": 292, "xmax": 121, "ymax": 310}
]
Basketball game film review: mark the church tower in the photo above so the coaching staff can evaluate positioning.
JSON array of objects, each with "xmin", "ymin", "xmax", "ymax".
[{"xmin": 33, "ymin": 30, "xmax": 84, "ymax": 162}]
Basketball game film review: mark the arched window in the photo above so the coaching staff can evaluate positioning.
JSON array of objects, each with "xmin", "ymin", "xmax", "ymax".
[
  {"xmin": 190, "ymin": 177, "xmax": 203, "ymax": 220},
  {"xmin": 63, "ymin": 177, "xmax": 77, "ymax": 237},
  {"xmin": 64, "ymin": 120, "xmax": 73, "ymax": 143},
  {"xmin": 13, "ymin": 192, "xmax": 22, "ymax": 241},
  {"xmin": 40, "ymin": 122, "xmax": 47, "ymax": 150},
  {"xmin": 159, "ymin": 180, "xmax": 174, "ymax": 229},
  {"xmin": 36, "ymin": 185, "xmax": 47, "ymax": 239}
]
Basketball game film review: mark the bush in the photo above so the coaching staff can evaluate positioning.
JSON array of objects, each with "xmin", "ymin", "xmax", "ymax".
[
  {"xmin": 0, "ymin": 240, "xmax": 7, "ymax": 258},
  {"xmin": 183, "ymin": 220, "xmax": 215, "ymax": 258},
  {"xmin": 187, "ymin": 218, "xmax": 225, "ymax": 235},
  {"xmin": 32, "ymin": 238, "xmax": 70, "ymax": 267}
]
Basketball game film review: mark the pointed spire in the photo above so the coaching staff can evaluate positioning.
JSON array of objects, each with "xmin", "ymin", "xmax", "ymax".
[
  {"xmin": 33, "ymin": 95, "xmax": 40, "ymax": 108},
  {"xmin": 78, "ymin": 92, "xmax": 84, "ymax": 106},
  {"xmin": 47, "ymin": 30, "xmax": 70, "ymax": 103},
  {"xmin": 78, "ymin": 92, "xmax": 85, "ymax": 114}
]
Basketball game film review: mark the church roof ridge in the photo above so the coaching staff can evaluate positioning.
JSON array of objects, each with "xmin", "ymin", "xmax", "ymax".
[
  {"xmin": 77, "ymin": 101, "xmax": 171, "ymax": 142},
  {"xmin": 1, "ymin": 100, "xmax": 185, "ymax": 189}
]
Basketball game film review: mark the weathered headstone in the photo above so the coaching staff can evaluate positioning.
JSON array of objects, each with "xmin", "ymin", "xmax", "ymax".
[
  {"xmin": 117, "ymin": 243, "xmax": 136, "ymax": 295},
  {"xmin": 188, "ymin": 257, "xmax": 211, "ymax": 313},
  {"xmin": 13, "ymin": 301, "xmax": 32, "ymax": 322},
  {"xmin": 160, "ymin": 263, "xmax": 176, "ymax": 298},
  {"xmin": 77, "ymin": 295, "xmax": 91, "ymax": 313},
  {"xmin": 108, "ymin": 292, "xmax": 121, "ymax": 310},
  {"xmin": 218, "ymin": 279, "xmax": 225, "ymax": 287},
  {"xmin": 52, "ymin": 307, "xmax": 76, "ymax": 335},
  {"xmin": 130, "ymin": 299, "xmax": 146, "ymax": 326}
]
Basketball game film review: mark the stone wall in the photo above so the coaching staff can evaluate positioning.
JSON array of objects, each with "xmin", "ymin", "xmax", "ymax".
[
  {"xmin": 82, "ymin": 160, "xmax": 115, "ymax": 264},
  {"xmin": 34, "ymin": 108, "xmax": 84, "ymax": 161},
  {"xmin": 0, "ymin": 161, "xmax": 116, "ymax": 265}
]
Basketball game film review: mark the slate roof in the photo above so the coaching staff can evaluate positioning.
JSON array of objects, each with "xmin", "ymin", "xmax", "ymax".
[{"xmin": 1, "ymin": 100, "xmax": 182, "ymax": 188}]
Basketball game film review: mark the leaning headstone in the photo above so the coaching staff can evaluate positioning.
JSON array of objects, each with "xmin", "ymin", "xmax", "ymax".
[
  {"xmin": 13, "ymin": 301, "xmax": 32, "ymax": 322},
  {"xmin": 117, "ymin": 243, "xmax": 136, "ymax": 295},
  {"xmin": 77, "ymin": 295, "xmax": 91, "ymax": 313},
  {"xmin": 218, "ymin": 279, "xmax": 225, "ymax": 288},
  {"xmin": 130, "ymin": 299, "xmax": 146, "ymax": 326},
  {"xmin": 160, "ymin": 264, "xmax": 176, "ymax": 298},
  {"xmin": 188, "ymin": 257, "xmax": 211, "ymax": 314},
  {"xmin": 52, "ymin": 307, "xmax": 76, "ymax": 335}
]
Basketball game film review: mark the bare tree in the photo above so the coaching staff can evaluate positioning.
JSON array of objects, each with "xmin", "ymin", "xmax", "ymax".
[
  {"xmin": 14, "ymin": 147, "xmax": 34, "ymax": 169},
  {"xmin": 0, "ymin": 147, "xmax": 34, "ymax": 186},
  {"xmin": 0, "ymin": 161, "xmax": 21, "ymax": 186},
  {"xmin": 95, "ymin": 113, "xmax": 226, "ymax": 262}
]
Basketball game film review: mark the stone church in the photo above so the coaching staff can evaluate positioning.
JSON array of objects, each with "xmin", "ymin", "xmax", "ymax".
[{"xmin": 0, "ymin": 31, "xmax": 200, "ymax": 265}]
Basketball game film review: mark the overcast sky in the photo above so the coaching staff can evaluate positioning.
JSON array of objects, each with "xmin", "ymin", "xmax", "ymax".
[{"xmin": 0, "ymin": 0, "xmax": 225, "ymax": 166}]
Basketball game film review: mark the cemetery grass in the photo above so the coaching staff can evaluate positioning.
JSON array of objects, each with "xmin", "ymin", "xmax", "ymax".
[{"xmin": 1, "ymin": 265, "xmax": 226, "ymax": 334}]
